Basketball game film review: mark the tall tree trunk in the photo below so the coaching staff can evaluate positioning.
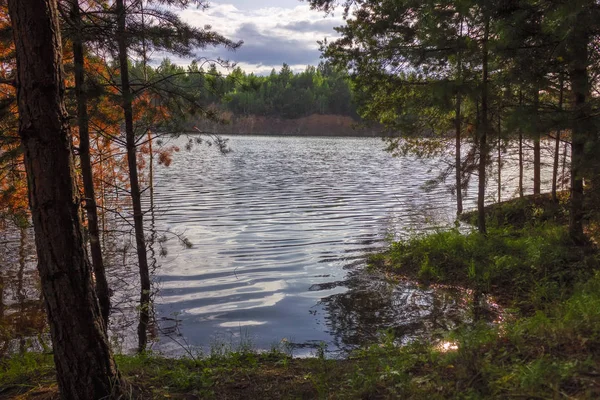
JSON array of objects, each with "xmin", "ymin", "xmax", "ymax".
[
  {"xmin": 568, "ymin": 14, "xmax": 590, "ymax": 244},
  {"xmin": 70, "ymin": 0, "xmax": 110, "ymax": 328},
  {"xmin": 477, "ymin": 10, "xmax": 490, "ymax": 234},
  {"xmin": 533, "ymin": 89, "xmax": 541, "ymax": 195},
  {"xmin": 116, "ymin": 0, "xmax": 151, "ymax": 352},
  {"xmin": 455, "ymin": 17, "xmax": 464, "ymax": 216},
  {"xmin": 8, "ymin": 0, "xmax": 124, "ymax": 397},
  {"xmin": 455, "ymin": 89, "xmax": 463, "ymax": 215},
  {"xmin": 552, "ymin": 73, "xmax": 564, "ymax": 202},
  {"xmin": 17, "ymin": 227, "xmax": 26, "ymax": 353},
  {"xmin": 497, "ymin": 116, "xmax": 502, "ymax": 203},
  {"xmin": 562, "ymin": 141, "xmax": 568, "ymax": 191},
  {"xmin": 518, "ymin": 91, "xmax": 524, "ymax": 198}
]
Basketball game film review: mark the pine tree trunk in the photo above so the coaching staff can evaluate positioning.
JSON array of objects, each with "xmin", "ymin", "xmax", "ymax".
[
  {"xmin": 533, "ymin": 89, "xmax": 541, "ymax": 195},
  {"xmin": 455, "ymin": 91, "xmax": 463, "ymax": 215},
  {"xmin": 568, "ymin": 15, "xmax": 590, "ymax": 244},
  {"xmin": 552, "ymin": 74, "xmax": 564, "ymax": 203},
  {"xmin": 477, "ymin": 11, "xmax": 490, "ymax": 235},
  {"xmin": 497, "ymin": 116, "xmax": 501, "ymax": 203},
  {"xmin": 8, "ymin": 0, "xmax": 124, "ymax": 397},
  {"xmin": 562, "ymin": 141, "xmax": 568, "ymax": 191},
  {"xmin": 518, "ymin": 91, "xmax": 524, "ymax": 198},
  {"xmin": 70, "ymin": 0, "xmax": 110, "ymax": 328},
  {"xmin": 116, "ymin": 0, "xmax": 151, "ymax": 352},
  {"xmin": 455, "ymin": 17, "xmax": 464, "ymax": 216}
]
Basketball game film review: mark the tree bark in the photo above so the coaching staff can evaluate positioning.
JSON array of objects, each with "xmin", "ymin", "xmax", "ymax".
[
  {"xmin": 70, "ymin": 0, "xmax": 110, "ymax": 328},
  {"xmin": 497, "ymin": 116, "xmax": 502, "ymax": 203},
  {"xmin": 518, "ymin": 91, "xmax": 524, "ymax": 198},
  {"xmin": 552, "ymin": 73, "xmax": 564, "ymax": 203},
  {"xmin": 455, "ymin": 17, "xmax": 464, "ymax": 216},
  {"xmin": 116, "ymin": 0, "xmax": 152, "ymax": 352},
  {"xmin": 8, "ymin": 0, "xmax": 124, "ymax": 398},
  {"xmin": 533, "ymin": 89, "xmax": 541, "ymax": 195},
  {"xmin": 568, "ymin": 12, "xmax": 590, "ymax": 244},
  {"xmin": 477, "ymin": 10, "xmax": 490, "ymax": 235},
  {"xmin": 455, "ymin": 88, "xmax": 463, "ymax": 215}
]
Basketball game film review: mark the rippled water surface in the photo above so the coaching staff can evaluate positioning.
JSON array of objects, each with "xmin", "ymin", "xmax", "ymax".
[
  {"xmin": 151, "ymin": 136, "xmax": 479, "ymax": 355},
  {"xmin": 2, "ymin": 136, "xmax": 558, "ymax": 355}
]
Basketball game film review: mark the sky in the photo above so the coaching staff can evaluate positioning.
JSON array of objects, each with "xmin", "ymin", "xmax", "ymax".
[{"xmin": 173, "ymin": 0, "xmax": 345, "ymax": 75}]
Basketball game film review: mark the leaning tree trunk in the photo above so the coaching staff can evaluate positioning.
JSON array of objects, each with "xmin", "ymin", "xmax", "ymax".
[
  {"xmin": 7, "ymin": 0, "xmax": 124, "ymax": 398},
  {"xmin": 70, "ymin": 0, "xmax": 110, "ymax": 327},
  {"xmin": 477, "ymin": 11, "xmax": 490, "ymax": 235},
  {"xmin": 533, "ymin": 89, "xmax": 541, "ymax": 196},
  {"xmin": 116, "ymin": 0, "xmax": 152, "ymax": 352}
]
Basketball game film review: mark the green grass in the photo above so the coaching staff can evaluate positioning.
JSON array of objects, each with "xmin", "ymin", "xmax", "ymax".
[{"xmin": 370, "ymin": 222, "xmax": 597, "ymax": 312}]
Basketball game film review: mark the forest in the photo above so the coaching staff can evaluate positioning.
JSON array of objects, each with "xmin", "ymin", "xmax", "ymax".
[
  {"xmin": 128, "ymin": 60, "xmax": 358, "ymax": 120},
  {"xmin": 2, "ymin": 0, "xmax": 600, "ymax": 399}
]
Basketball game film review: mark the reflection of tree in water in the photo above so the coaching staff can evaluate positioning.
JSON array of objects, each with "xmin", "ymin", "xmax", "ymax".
[
  {"xmin": 319, "ymin": 268, "xmax": 475, "ymax": 351},
  {"xmin": 0, "ymin": 170, "xmax": 173, "ymax": 355},
  {"xmin": 0, "ymin": 226, "xmax": 48, "ymax": 355}
]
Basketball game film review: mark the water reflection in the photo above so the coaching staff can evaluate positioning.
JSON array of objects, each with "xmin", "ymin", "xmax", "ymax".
[
  {"xmin": 318, "ymin": 268, "xmax": 483, "ymax": 352},
  {"xmin": 0, "ymin": 136, "xmax": 553, "ymax": 356},
  {"xmin": 151, "ymin": 136, "xmax": 480, "ymax": 354},
  {"xmin": 0, "ymin": 226, "xmax": 47, "ymax": 355}
]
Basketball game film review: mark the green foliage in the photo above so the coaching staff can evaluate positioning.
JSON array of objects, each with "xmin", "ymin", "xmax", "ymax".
[
  {"xmin": 223, "ymin": 63, "xmax": 357, "ymax": 119},
  {"xmin": 126, "ymin": 61, "xmax": 358, "ymax": 124},
  {"xmin": 371, "ymin": 221, "xmax": 596, "ymax": 310}
]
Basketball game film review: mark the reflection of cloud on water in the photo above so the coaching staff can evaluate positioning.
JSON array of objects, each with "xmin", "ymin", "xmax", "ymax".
[
  {"xmin": 185, "ymin": 292, "xmax": 286, "ymax": 315},
  {"xmin": 219, "ymin": 320, "xmax": 267, "ymax": 328}
]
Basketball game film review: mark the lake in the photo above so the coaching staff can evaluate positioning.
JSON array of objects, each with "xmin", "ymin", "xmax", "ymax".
[
  {"xmin": 150, "ymin": 135, "xmax": 482, "ymax": 356},
  {"xmin": 1, "ymin": 135, "xmax": 557, "ymax": 356}
]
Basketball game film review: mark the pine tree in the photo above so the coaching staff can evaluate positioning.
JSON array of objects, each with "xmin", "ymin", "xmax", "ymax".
[{"xmin": 8, "ymin": 0, "xmax": 125, "ymax": 396}]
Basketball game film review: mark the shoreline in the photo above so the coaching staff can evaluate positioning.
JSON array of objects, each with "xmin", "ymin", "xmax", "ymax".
[{"xmin": 3, "ymin": 194, "xmax": 600, "ymax": 399}]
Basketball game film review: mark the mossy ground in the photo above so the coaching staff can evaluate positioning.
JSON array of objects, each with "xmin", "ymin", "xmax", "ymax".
[{"xmin": 2, "ymin": 194, "xmax": 600, "ymax": 399}]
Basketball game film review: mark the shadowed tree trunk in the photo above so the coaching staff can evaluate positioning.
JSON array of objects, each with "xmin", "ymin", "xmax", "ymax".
[
  {"xmin": 497, "ymin": 116, "xmax": 502, "ymax": 203},
  {"xmin": 568, "ymin": 11, "xmax": 591, "ymax": 244},
  {"xmin": 518, "ymin": 91, "xmax": 524, "ymax": 198},
  {"xmin": 533, "ymin": 89, "xmax": 541, "ymax": 195},
  {"xmin": 116, "ymin": 0, "xmax": 152, "ymax": 352},
  {"xmin": 478, "ymin": 9, "xmax": 490, "ymax": 235},
  {"xmin": 8, "ymin": 0, "xmax": 125, "ymax": 397},
  {"xmin": 70, "ymin": 0, "xmax": 110, "ymax": 328},
  {"xmin": 455, "ymin": 89, "xmax": 463, "ymax": 215},
  {"xmin": 552, "ymin": 74, "xmax": 564, "ymax": 203},
  {"xmin": 455, "ymin": 17, "xmax": 464, "ymax": 216}
]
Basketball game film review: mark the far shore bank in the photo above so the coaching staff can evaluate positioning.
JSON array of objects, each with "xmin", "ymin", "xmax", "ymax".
[{"xmin": 194, "ymin": 113, "xmax": 384, "ymax": 137}]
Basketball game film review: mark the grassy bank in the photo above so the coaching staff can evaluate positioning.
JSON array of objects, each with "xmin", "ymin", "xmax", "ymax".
[{"xmin": 2, "ymin": 195, "xmax": 600, "ymax": 399}]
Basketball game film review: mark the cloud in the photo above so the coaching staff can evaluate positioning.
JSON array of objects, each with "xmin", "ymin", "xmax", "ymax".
[
  {"xmin": 276, "ymin": 19, "xmax": 340, "ymax": 33},
  {"xmin": 229, "ymin": 23, "xmax": 320, "ymax": 66},
  {"xmin": 175, "ymin": 3, "xmax": 343, "ymax": 74}
]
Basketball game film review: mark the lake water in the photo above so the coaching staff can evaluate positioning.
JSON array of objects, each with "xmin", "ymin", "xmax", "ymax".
[
  {"xmin": 1, "ymin": 135, "xmax": 559, "ymax": 356},
  {"xmin": 150, "ymin": 136, "xmax": 482, "ymax": 356}
]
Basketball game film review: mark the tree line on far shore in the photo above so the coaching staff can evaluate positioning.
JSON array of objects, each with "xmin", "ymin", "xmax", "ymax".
[{"xmin": 134, "ymin": 60, "xmax": 358, "ymax": 120}]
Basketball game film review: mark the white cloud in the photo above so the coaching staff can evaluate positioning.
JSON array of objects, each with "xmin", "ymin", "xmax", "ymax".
[{"xmin": 175, "ymin": 3, "xmax": 344, "ymax": 74}]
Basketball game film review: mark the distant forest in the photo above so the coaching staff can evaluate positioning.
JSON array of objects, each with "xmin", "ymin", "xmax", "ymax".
[{"xmin": 138, "ymin": 60, "xmax": 358, "ymax": 120}]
